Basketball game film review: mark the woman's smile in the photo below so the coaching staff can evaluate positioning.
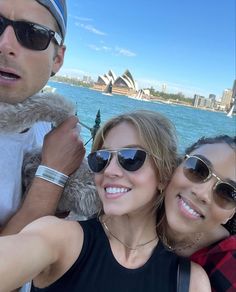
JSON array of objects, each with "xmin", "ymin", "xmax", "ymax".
[
  {"xmin": 177, "ymin": 195, "xmax": 204, "ymax": 220},
  {"xmin": 104, "ymin": 185, "xmax": 131, "ymax": 199},
  {"xmin": 95, "ymin": 121, "xmax": 159, "ymax": 216}
]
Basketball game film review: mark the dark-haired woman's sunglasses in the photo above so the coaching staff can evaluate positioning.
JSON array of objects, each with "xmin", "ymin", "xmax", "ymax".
[
  {"xmin": 0, "ymin": 15, "xmax": 62, "ymax": 51},
  {"xmin": 88, "ymin": 148, "xmax": 148, "ymax": 173},
  {"xmin": 183, "ymin": 154, "xmax": 236, "ymax": 210}
]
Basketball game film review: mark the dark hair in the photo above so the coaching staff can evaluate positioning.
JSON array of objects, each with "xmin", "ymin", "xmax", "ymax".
[
  {"xmin": 185, "ymin": 135, "xmax": 236, "ymax": 235},
  {"xmin": 185, "ymin": 135, "xmax": 236, "ymax": 155}
]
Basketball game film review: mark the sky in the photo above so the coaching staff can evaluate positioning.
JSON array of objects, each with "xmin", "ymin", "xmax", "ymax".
[{"xmin": 60, "ymin": 0, "xmax": 235, "ymax": 99}]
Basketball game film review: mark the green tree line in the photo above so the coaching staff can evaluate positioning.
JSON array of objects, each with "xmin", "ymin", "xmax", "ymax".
[{"xmin": 148, "ymin": 87, "xmax": 193, "ymax": 105}]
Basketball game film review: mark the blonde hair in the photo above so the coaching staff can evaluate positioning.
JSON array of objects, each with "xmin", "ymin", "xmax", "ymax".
[{"xmin": 92, "ymin": 110, "xmax": 178, "ymax": 188}]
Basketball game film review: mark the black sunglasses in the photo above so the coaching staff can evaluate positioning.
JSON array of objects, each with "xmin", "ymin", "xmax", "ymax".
[
  {"xmin": 183, "ymin": 154, "xmax": 236, "ymax": 210},
  {"xmin": 87, "ymin": 148, "xmax": 148, "ymax": 173},
  {"xmin": 0, "ymin": 15, "xmax": 62, "ymax": 51}
]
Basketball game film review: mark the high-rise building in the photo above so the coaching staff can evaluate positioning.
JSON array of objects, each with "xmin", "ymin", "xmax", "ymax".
[
  {"xmin": 83, "ymin": 75, "xmax": 92, "ymax": 84},
  {"xmin": 209, "ymin": 94, "xmax": 216, "ymax": 101},
  {"xmin": 193, "ymin": 94, "xmax": 199, "ymax": 107},
  {"xmin": 193, "ymin": 94, "xmax": 205, "ymax": 107},
  {"xmin": 208, "ymin": 94, "xmax": 216, "ymax": 108},
  {"xmin": 229, "ymin": 79, "xmax": 236, "ymax": 114},
  {"xmin": 232, "ymin": 80, "xmax": 236, "ymax": 100},
  {"xmin": 161, "ymin": 83, "xmax": 167, "ymax": 93},
  {"xmin": 221, "ymin": 89, "xmax": 233, "ymax": 110}
]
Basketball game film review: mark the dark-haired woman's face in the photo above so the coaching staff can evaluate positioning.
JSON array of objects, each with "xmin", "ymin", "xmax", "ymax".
[{"xmin": 165, "ymin": 143, "xmax": 236, "ymax": 235}]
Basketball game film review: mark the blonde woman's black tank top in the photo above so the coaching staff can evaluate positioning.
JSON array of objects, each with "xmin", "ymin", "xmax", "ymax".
[{"xmin": 32, "ymin": 218, "xmax": 181, "ymax": 292}]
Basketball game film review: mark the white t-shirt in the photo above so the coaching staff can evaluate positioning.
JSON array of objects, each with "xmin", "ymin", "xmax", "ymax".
[{"xmin": 0, "ymin": 122, "xmax": 51, "ymax": 226}]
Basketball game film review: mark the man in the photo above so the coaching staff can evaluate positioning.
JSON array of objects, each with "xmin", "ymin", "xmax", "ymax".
[{"xmin": 0, "ymin": 0, "xmax": 86, "ymax": 236}]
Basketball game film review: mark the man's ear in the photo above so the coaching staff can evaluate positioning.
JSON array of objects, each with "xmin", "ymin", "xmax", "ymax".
[{"xmin": 52, "ymin": 45, "xmax": 66, "ymax": 75}]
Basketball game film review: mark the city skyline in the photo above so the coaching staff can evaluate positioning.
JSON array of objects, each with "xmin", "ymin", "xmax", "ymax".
[{"xmin": 61, "ymin": 0, "xmax": 235, "ymax": 99}]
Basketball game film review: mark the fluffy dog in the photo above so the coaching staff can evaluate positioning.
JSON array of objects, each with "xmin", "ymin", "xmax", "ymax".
[{"xmin": 0, "ymin": 92, "xmax": 100, "ymax": 218}]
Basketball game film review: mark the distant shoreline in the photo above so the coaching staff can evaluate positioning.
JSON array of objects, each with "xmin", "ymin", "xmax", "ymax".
[{"xmin": 49, "ymin": 79, "xmax": 232, "ymax": 116}]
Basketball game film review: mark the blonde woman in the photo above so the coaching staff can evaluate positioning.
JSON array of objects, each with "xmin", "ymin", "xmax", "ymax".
[{"xmin": 0, "ymin": 111, "xmax": 210, "ymax": 292}]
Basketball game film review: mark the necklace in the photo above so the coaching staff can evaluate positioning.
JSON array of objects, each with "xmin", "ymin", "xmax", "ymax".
[
  {"xmin": 101, "ymin": 220, "xmax": 158, "ymax": 251},
  {"xmin": 161, "ymin": 232, "xmax": 202, "ymax": 252}
]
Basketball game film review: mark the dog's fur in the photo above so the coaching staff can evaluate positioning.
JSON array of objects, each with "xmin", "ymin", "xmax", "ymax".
[
  {"xmin": 1, "ymin": 92, "xmax": 100, "ymax": 217},
  {"xmin": 0, "ymin": 92, "xmax": 75, "ymax": 133}
]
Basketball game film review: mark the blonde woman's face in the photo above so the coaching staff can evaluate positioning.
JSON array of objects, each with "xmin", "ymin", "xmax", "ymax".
[
  {"xmin": 94, "ymin": 122, "xmax": 161, "ymax": 217},
  {"xmin": 164, "ymin": 143, "xmax": 236, "ymax": 235}
]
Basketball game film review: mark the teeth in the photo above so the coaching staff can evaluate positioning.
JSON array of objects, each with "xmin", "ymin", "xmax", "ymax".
[
  {"xmin": 182, "ymin": 200, "xmax": 201, "ymax": 217},
  {"xmin": 1, "ymin": 75, "xmax": 15, "ymax": 80},
  {"xmin": 0, "ymin": 72, "xmax": 18, "ymax": 80},
  {"xmin": 105, "ymin": 187, "xmax": 129, "ymax": 194}
]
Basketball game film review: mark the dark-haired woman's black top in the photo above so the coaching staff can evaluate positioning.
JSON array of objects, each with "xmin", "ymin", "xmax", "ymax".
[{"xmin": 31, "ymin": 218, "xmax": 180, "ymax": 292}]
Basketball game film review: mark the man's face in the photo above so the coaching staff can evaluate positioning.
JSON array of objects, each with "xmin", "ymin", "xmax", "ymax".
[{"xmin": 0, "ymin": 0, "xmax": 65, "ymax": 104}]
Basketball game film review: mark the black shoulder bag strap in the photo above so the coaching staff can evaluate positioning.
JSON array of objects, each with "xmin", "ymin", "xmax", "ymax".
[{"xmin": 177, "ymin": 257, "xmax": 191, "ymax": 292}]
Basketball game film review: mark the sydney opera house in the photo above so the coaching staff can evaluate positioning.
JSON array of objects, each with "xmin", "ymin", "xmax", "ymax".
[{"xmin": 93, "ymin": 69, "xmax": 138, "ymax": 96}]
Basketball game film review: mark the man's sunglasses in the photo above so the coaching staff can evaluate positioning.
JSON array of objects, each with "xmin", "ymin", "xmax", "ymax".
[
  {"xmin": 0, "ymin": 15, "xmax": 62, "ymax": 51},
  {"xmin": 87, "ymin": 148, "xmax": 148, "ymax": 173},
  {"xmin": 183, "ymin": 154, "xmax": 236, "ymax": 210}
]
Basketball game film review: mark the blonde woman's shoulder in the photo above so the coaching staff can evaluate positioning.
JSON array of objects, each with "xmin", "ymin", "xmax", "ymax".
[{"xmin": 23, "ymin": 216, "xmax": 84, "ymax": 288}]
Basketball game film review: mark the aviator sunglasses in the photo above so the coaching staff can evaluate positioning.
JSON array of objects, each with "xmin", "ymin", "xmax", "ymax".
[
  {"xmin": 183, "ymin": 154, "xmax": 236, "ymax": 210},
  {"xmin": 87, "ymin": 148, "xmax": 148, "ymax": 173},
  {"xmin": 0, "ymin": 15, "xmax": 62, "ymax": 51}
]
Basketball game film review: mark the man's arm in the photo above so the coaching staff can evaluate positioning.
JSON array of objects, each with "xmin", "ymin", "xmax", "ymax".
[{"xmin": 1, "ymin": 116, "xmax": 85, "ymax": 236}]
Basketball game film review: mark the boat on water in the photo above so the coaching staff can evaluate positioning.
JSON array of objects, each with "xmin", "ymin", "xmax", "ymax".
[
  {"xmin": 128, "ymin": 90, "xmax": 142, "ymax": 100},
  {"xmin": 226, "ymin": 104, "xmax": 235, "ymax": 118},
  {"xmin": 41, "ymin": 85, "xmax": 56, "ymax": 93},
  {"xmin": 128, "ymin": 90, "xmax": 150, "ymax": 102},
  {"xmin": 102, "ymin": 92, "xmax": 113, "ymax": 96},
  {"xmin": 136, "ymin": 90, "xmax": 143, "ymax": 99},
  {"xmin": 102, "ymin": 81, "xmax": 113, "ymax": 96}
]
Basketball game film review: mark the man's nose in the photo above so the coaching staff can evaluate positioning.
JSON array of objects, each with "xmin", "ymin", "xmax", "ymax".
[{"xmin": 0, "ymin": 25, "xmax": 19, "ymax": 56}]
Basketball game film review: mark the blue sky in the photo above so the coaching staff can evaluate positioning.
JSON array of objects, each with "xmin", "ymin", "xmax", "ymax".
[{"xmin": 60, "ymin": 0, "xmax": 235, "ymax": 99}]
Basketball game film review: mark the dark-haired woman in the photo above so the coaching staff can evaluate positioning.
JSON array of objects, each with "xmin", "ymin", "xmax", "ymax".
[{"xmin": 162, "ymin": 135, "xmax": 236, "ymax": 292}]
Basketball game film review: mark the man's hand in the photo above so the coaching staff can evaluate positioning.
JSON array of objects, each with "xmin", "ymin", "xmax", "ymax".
[
  {"xmin": 1, "ymin": 117, "xmax": 85, "ymax": 236},
  {"xmin": 41, "ymin": 116, "xmax": 85, "ymax": 175}
]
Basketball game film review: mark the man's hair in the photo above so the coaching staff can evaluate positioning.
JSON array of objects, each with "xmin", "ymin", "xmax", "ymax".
[{"xmin": 36, "ymin": 0, "xmax": 67, "ymax": 41}]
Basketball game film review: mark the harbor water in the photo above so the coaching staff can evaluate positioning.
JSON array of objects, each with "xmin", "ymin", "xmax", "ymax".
[{"xmin": 49, "ymin": 81, "xmax": 236, "ymax": 154}]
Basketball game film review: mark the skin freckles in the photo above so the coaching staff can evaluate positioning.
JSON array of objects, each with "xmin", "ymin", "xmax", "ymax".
[{"xmin": 0, "ymin": 0, "xmax": 65, "ymax": 104}]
